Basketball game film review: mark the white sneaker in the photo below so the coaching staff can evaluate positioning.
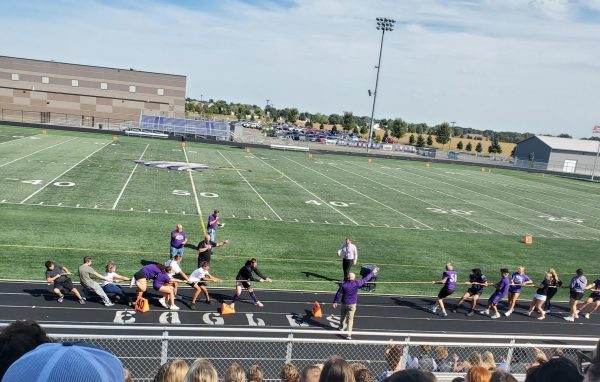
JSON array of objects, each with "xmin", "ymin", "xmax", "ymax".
[
  {"xmin": 158, "ymin": 297, "xmax": 168, "ymax": 309},
  {"xmin": 544, "ymin": 310, "xmax": 551, "ymax": 314},
  {"xmin": 480, "ymin": 309, "xmax": 490, "ymax": 316},
  {"xmin": 504, "ymin": 310, "xmax": 513, "ymax": 317},
  {"xmin": 431, "ymin": 305, "xmax": 437, "ymax": 313},
  {"xmin": 170, "ymin": 304, "xmax": 180, "ymax": 310},
  {"xmin": 491, "ymin": 313, "xmax": 501, "ymax": 319},
  {"xmin": 255, "ymin": 301, "xmax": 264, "ymax": 307},
  {"xmin": 574, "ymin": 312, "xmax": 580, "ymax": 319},
  {"xmin": 105, "ymin": 302, "xmax": 115, "ymax": 307},
  {"xmin": 564, "ymin": 316, "xmax": 575, "ymax": 322},
  {"xmin": 584, "ymin": 313, "xmax": 590, "ymax": 319},
  {"xmin": 439, "ymin": 311, "xmax": 447, "ymax": 317}
]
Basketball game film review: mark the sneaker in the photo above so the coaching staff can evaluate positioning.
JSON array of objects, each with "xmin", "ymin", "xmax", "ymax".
[
  {"xmin": 466, "ymin": 311, "xmax": 474, "ymax": 317},
  {"xmin": 430, "ymin": 305, "xmax": 437, "ymax": 313},
  {"xmin": 491, "ymin": 313, "xmax": 501, "ymax": 319},
  {"xmin": 439, "ymin": 311, "xmax": 448, "ymax": 317},
  {"xmin": 544, "ymin": 309, "xmax": 551, "ymax": 314},
  {"xmin": 78, "ymin": 299, "xmax": 85, "ymax": 305},
  {"xmin": 346, "ymin": 336, "xmax": 352, "ymax": 340},
  {"xmin": 584, "ymin": 313, "xmax": 590, "ymax": 319},
  {"xmin": 170, "ymin": 304, "xmax": 180, "ymax": 310},
  {"xmin": 574, "ymin": 312, "xmax": 580, "ymax": 319},
  {"xmin": 190, "ymin": 302, "xmax": 196, "ymax": 310},
  {"xmin": 504, "ymin": 310, "xmax": 513, "ymax": 317},
  {"xmin": 564, "ymin": 316, "xmax": 575, "ymax": 322},
  {"xmin": 451, "ymin": 308, "xmax": 458, "ymax": 314},
  {"xmin": 527, "ymin": 310, "xmax": 532, "ymax": 317},
  {"xmin": 158, "ymin": 297, "xmax": 168, "ymax": 309},
  {"xmin": 205, "ymin": 299, "xmax": 212, "ymax": 304},
  {"xmin": 537, "ymin": 315, "xmax": 545, "ymax": 320},
  {"xmin": 105, "ymin": 302, "xmax": 115, "ymax": 307},
  {"xmin": 57, "ymin": 295, "xmax": 64, "ymax": 303},
  {"xmin": 255, "ymin": 301, "xmax": 264, "ymax": 307},
  {"xmin": 480, "ymin": 309, "xmax": 490, "ymax": 316}
]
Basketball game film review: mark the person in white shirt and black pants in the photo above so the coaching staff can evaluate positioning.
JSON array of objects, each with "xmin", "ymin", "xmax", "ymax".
[{"xmin": 337, "ymin": 238, "xmax": 357, "ymax": 279}]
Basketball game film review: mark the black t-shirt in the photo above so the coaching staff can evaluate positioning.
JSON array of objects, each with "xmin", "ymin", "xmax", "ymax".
[
  {"xmin": 45, "ymin": 264, "xmax": 68, "ymax": 284},
  {"xmin": 536, "ymin": 278, "xmax": 551, "ymax": 296},
  {"xmin": 197, "ymin": 240, "xmax": 217, "ymax": 263}
]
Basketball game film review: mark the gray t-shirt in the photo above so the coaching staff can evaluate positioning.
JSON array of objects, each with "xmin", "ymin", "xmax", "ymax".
[
  {"xmin": 78, "ymin": 264, "xmax": 97, "ymax": 288},
  {"xmin": 45, "ymin": 264, "xmax": 68, "ymax": 284}
]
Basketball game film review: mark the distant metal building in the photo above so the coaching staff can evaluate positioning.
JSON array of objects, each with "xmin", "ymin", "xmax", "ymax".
[{"xmin": 514, "ymin": 135, "xmax": 600, "ymax": 177}]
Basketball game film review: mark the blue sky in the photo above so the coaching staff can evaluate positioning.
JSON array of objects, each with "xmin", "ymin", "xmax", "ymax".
[{"xmin": 1, "ymin": 0, "xmax": 600, "ymax": 137}]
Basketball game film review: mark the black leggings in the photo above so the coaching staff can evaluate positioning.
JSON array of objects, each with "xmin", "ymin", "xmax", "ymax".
[{"xmin": 342, "ymin": 259, "xmax": 354, "ymax": 279}]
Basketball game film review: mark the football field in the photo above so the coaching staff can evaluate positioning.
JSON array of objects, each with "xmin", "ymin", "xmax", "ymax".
[{"xmin": 0, "ymin": 125, "xmax": 598, "ymax": 297}]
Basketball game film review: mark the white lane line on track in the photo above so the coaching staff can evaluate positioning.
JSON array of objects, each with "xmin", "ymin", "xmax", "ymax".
[
  {"xmin": 112, "ymin": 143, "xmax": 149, "ymax": 210},
  {"xmin": 217, "ymin": 150, "xmax": 282, "ymax": 221},
  {"xmin": 253, "ymin": 155, "xmax": 359, "ymax": 225},
  {"xmin": 20, "ymin": 141, "xmax": 111, "ymax": 204},
  {"xmin": 0, "ymin": 137, "xmax": 77, "ymax": 168}
]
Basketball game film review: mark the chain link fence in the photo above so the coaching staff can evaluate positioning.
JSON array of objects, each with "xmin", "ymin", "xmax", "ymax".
[{"xmin": 44, "ymin": 327, "xmax": 596, "ymax": 382}]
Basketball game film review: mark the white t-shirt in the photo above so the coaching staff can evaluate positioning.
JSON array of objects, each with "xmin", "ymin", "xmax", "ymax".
[
  {"xmin": 189, "ymin": 268, "xmax": 210, "ymax": 283},
  {"xmin": 164, "ymin": 259, "xmax": 182, "ymax": 275},
  {"xmin": 102, "ymin": 272, "xmax": 117, "ymax": 286}
]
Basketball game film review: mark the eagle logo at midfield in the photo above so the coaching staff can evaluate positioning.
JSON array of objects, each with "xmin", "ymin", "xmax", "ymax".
[{"xmin": 134, "ymin": 160, "xmax": 250, "ymax": 172}]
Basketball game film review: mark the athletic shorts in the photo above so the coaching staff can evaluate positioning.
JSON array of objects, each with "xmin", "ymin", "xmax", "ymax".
[
  {"xmin": 54, "ymin": 278, "xmax": 74, "ymax": 291},
  {"xmin": 488, "ymin": 293, "xmax": 503, "ymax": 306},
  {"xmin": 570, "ymin": 291, "xmax": 584, "ymax": 301},
  {"xmin": 534, "ymin": 294, "xmax": 547, "ymax": 301},
  {"xmin": 588, "ymin": 293, "xmax": 600, "ymax": 302},
  {"xmin": 134, "ymin": 270, "xmax": 146, "ymax": 281},
  {"xmin": 188, "ymin": 281, "xmax": 207, "ymax": 287},
  {"xmin": 466, "ymin": 287, "xmax": 483, "ymax": 296},
  {"xmin": 237, "ymin": 281, "xmax": 251, "ymax": 289},
  {"xmin": 438, "ymin": 288, "xmax": 454, "ymax": 299}
]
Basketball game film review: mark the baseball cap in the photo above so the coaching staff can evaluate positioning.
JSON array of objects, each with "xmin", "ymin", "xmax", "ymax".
[{"xmin": 2, "ymin": 342, "xmax": 125, "ymax": 382}]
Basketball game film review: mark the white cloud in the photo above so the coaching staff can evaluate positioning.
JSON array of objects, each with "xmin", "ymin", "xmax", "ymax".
[{"xmin": 0, "ymin": 0, "xmax": 599, "ymax": 137}]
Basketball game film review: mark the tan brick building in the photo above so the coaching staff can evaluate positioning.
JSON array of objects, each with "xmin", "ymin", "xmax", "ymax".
[{"xmin": 0, "ymin": 56, "xmax": 186, "ymax": 127}]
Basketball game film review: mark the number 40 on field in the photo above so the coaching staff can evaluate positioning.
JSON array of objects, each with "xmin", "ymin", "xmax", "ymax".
[{"xmin": 305, "ymin": 200, "xmax": 356, "ymax": 207}]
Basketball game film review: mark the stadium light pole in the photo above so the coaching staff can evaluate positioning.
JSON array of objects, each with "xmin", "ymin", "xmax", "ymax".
[{"xmin": 367, "ymin": 17, "xmax": 395, "ymax": 154}]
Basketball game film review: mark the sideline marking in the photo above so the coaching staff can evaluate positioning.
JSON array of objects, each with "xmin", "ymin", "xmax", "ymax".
[
  {"xmin": 183, "ymin": 146, "xmax": 206, "ymax": 235},
  {"xmin": 20, "ymin": 141, "xmax": 111, "ymax": 204},
  {"xmin": 0, "ymin": 137, "xmax": 76, "ymax": 168},
  {"xmin": 112, "ymin": 144, "xmax": 149, "ymax": 210},
  {"xmin": 217, "ymin": 150, "xmax": 282, "ymax": 221}
]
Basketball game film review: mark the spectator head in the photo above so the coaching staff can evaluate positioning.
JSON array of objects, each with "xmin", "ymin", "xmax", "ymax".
[
  {"xmin": 585, "ymin": 340, "xmax": 600, "ymax": 382},
  {"xmin": 466, "ymin": 366, "xmax": 491, "ymax": 382},
  {"xmin": 417, "ymin": 345, "xmax": 432, "ymax": 356},
  {"xmin": 435, "ymin": 346, "xmax": 449, "ymax": 360},
  {"xmin": 247, "ymin": 365, "xmax": 263, "ymax": 382},
  {"xmin": 490, "ymin": 371, "xmax": 518, "ymax": 382},
  {"xmin": 468, "ymin": 352, "xmax": 484, "ymax": 368},
  {"xmin": 350, "ymin": 364, "xmax": 368, "ymax": 374},
  {"xmin": 525, "ymin": 356, "xmax": 583, "ymax": 382},
  {"xmin": 224, "ymin": 362, "xmax": 246, "ymax": 382},
  {"xmin": 347, "ymin": 273, "xmax": 356, "ymax": 281},
  {"xmin": 482, "ymin": 351, "xmax": 496, "ymax": 369},
  {"xmin": 301, "ymin": 365, "xmax": 322, "ymax": 382},
  {"xmin": 512, "ymin": 348, "xmax": 527, "ymax": 364},
  {"xmin": 319, "ymin": 356, "xmax": 355, "ymax": 382},
  {"xmin": 385, "ymin": 369, "xmax": 437, "ymax": 382},
  {"xmin": 184, "ymin": 358, "xmax": 218, "ymax": 382},
  {"xmin": 576, "ymin": 269, "xmax": 584, "ymax": 276},
  {"xmin": 280, "ymin": 363, "xmax": 300, "ymax": 382},
  {"xmin": 384, "ymin": 344, "xmax": 403, "ymax": 371},
  {"xmin": 2, "ymin": 342, "xmax": 124, "ymax": 381},
  {"xmin": 124, "ymin": 368, "xmax": 133, "ymax": 382},
  {"xmin": 354, "ymin": 368, "xmax": 374, "ymax": 382},
  {"xmin": 45, "ymin": 261, "xmax": 55, "ymax": 270},
  {"xmin": 153, "ymin": 359, "xmax": 189, "ymax": 382},
  {"xmin": 0, "ymin": 320, "xmax": 51, "ymax": 380}
]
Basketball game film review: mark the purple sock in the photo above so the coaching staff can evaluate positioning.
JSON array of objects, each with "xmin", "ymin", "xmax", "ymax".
[
  {"xmin": 232, "ymin": 294, "xmax": 239, "ymax": 303},
  {"xmin": 250, "ymin": 291, "xmax": 258, "ymax": 302}
]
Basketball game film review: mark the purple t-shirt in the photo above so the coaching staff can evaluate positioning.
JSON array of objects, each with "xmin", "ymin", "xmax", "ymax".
[
  {"xmin": 442, "ymin": 270, "xmax": 457, "ymax": 291},
  {"xmin": 333, "ymin": 272, "xmax": 375, "ymax": 305},
  {"xmin": 170, "ymin": 230, "xmax": 186, "ymax": 248},
  {"xmin": 509, "ymin": 272, "xmax": 530, "ymax": 293},
  {"xmin": 207, "ymin": 214, "xmax": 219, "ymax": 230},
  {"xmin": 494, "ymin": 277, "xmax": 510, "ymax": 298},
  {"xmin": 141, "ymin": 264, "xmax": 161, "ymax": 280},
  {"xmin": 153, "ymin": 272, "xmax": 171, "ymax": 290}
]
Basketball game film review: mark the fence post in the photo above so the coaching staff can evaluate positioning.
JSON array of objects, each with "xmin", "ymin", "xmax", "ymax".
[
  {"xmin": 285, "ymin": 333, "xmax": 294, "ymax": 363},
  {"xmin": 505, "ymin": 338, "xmax": 515, "ymax": 373},
  {"xmin": 160, "ymin": 330, "xmax": 169, "ymax": 365},
  {"xmin": 401, "ymin": 337, "xmax": 411, "ymax": 369}
]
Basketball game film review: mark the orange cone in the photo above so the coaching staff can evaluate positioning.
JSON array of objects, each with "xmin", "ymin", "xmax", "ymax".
[
  {"xmin": 312, "ymin": 301, "xmax": 322, "ymax": 318},
  {"xmin": 220, "ymin": 303, "xmax": 236, "ymax": 315}
]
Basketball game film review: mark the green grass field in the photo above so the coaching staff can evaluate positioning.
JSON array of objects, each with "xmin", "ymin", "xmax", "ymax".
[{"xmin": 1, "ymin": 125, "xmax": 598, "ymax": 299}]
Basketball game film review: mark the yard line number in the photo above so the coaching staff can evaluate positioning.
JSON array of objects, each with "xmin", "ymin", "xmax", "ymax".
[
  {"xmin": 426, "ymin": 207, "xmax": 475, "ymax": 216},
  {"xmin": 538, "ymin": 215, "xmax": 584, "ymax": 223},
  {"xmin": 305, "ymin": 200, "xmax": 356, "ymax": 207},
  {"xmin": 172, "ymin": 190, "xmax": 219, "ymax": 198},
  {"xmin": 5, "ymin": 178, "xmax": 75, "ymax": 187}
]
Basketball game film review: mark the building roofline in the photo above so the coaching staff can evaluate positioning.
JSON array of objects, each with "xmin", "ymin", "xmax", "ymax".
[{"xmin": 0, "ymin": 55, "xmax": 186, "ymax": 79}]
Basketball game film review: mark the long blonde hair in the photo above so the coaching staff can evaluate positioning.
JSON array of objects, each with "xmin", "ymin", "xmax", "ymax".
[
  {"xmin": 481, "ymin": 351, "xmax": 496, "ymax": 370},
  {"xmin": 224, "ymin": 362, "xmax": 246, "ymax": 382},
  {"xmin": 154, "ymin": 360, "xmax": 189, "ymax": 382},
  {"xmin": 184, "ymin": 359, "xmax": 218, "ymax": 382},
  {"xmin": 548, "ymin": 268, "xmax": 559, "ymax": 282}
]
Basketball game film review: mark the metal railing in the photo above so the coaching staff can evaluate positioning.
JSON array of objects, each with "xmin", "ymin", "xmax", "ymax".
[
  {"xmin": 5, "ymin": 324, "xmax": 594, "ymax": 382},
  {"xmin": 513, "ymin": 156, "xmax": 600, "ymax": 177},
  {"xmin": 0, "ymin": 108, "xmax": 128, "ymax": 131}
]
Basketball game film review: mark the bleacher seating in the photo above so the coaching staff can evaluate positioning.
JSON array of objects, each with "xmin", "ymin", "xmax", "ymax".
[{"xmin": 139, "ymin": 115, "xmax": 229, "ymax": 139}]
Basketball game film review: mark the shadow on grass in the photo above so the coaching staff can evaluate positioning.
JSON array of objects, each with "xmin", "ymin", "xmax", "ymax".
[{"xmin": 302, "ymin": 271, "xmax": 338, "ymax": 282}]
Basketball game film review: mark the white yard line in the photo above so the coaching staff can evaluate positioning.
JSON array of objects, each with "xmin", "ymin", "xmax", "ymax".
[
  {"xmin": 20, "ymin": 142, "xmax": 111, "ymax": 204},
  {"xmin": 0, "ymin": 135, "xmax": 35, "ymax": 145},
  {"xmin": 183, "ymin": 146, "xmax": 206, "ymax": 233},
  {"xmin": 0, "ymin": 137, "xmax": 77, "ymax": 168},
  {"xmin": 253, "ymin": 156, "xmax": 359, "ymax": 225},
  {"xmin": 372, "ymin": 164, "xmax": 572, "ymax": 238},
  {"xmin": 286, "ymin": 157, "xmax": 433, "ymax": 230},
  {"xmin": 217, "ymin": 150, "xmax": 282, "ymax": 221},
  {"xmin": 111, "ymin": 143, "xmax": 149, "ymax": 210}
]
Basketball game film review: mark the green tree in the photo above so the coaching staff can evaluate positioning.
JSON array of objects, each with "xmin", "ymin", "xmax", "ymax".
[
  {"xmin": 285, "ymin": 108, "xmax": 299, "ymax": 123},
  {"xmin": 331, "ymin": 125, "xmax": 338, "ymax": 132},
  {"xmin": 510, "ymin": 147, "xmax": 516, "ymax": 157},
  {"xmin": 416, "ymin": 134, "xmax": 425, "ymax": 148},
  {"xmin": 383, "ymin": 130, "xmax": 389, "ymax": 140},
  {"xmin": 466, "ymin": 142, "xmax": 472, "ymax": 151},
  {"xmin": 342, "ymin": 112, "xmax": 354, "ymax": 131},
  {"xmin": 390, "ymin": 118, "xmax": 407, "ymax": 139},
  {"xmin": 426, "ymin": 135, "xmax": 433, "ymax": 146},
  {"xmin": 457, "ymin": 141, "xmax": 464, "ymax": 150},
  {"xmin": 409, "ymin": 134, "xmax": 415, "ymax": 145},
  {"xmin": 359, "ymin": 126, "xmax": 368, "ymax": 135},
  {"xmin": 353, "ymin": 126, "xmax": 360, "ymax": 134},
  {"xmin": 328, "ymin": 114, "xmax": 342, "ymax": 125},
  {"xmin": 476, "ymin": 142, "xmax": 483, "ymax": 153},
  {"xmin": 435, "ymin": 122, "xmax": 452, "ymax": 145}
]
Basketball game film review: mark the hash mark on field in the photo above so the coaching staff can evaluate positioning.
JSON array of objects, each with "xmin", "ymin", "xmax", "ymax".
[
  {"xmin": 324, "ymin": 221, "xmax": 329, "ymax": 224},
  {"xmin": 294, "ymin": 218, "xmax": 298, "ymax": 222},
  {"xmin": 147, "ymin": 209, "xmax": 151, "ymax": 212},
  {"xmin": 130, "ymin": 208, "xmax": 133, "ymax": 211},
  {"xmin": 310, "ymin": 219, "xmax": 315, "ymax": 223},
  {"xmin": 231, "ymin": 214, "xmax": 236, "ymax": 218},
  {"xmin": 1, "ymin": 199, "xmax": 5, "ymax": 203},
  {"xmin": 182, "ymin": 211, "xmax": 186, "ymax": 215},
  {"xmin": 0, "ymin": 137, "xmax": 76, "ymax": 168},
  {"xmin": 94, "ymin": 205, "xmax": 98, "ymax": 209},
  {"xmin": 76, "ymin": 204, "xmax": 80, "ymax": 208},
  {"xmin": 57, "ymin": 203, "xmax": 62, "ymax": 206},
  {"xmin": 340, "ymin": 221, "xmax": 345, "ymax": 225},
  {"xmin": 370, "ymin": 223, "xmax": 375, "ymax": 226},
  {"xmin": 385, "ymin": 224, "xmax": 390, "ymax": 227},
  {"xmin": 165, "ymin": 210, "xmax": 168, "ymax": 214},
  {"xmin": 38, "ymin": 202, "xmax": 43, "ymax": 205},
  {"xmin": 248, "ymin": 216, "xmax": 252, "ymax": 219}
]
